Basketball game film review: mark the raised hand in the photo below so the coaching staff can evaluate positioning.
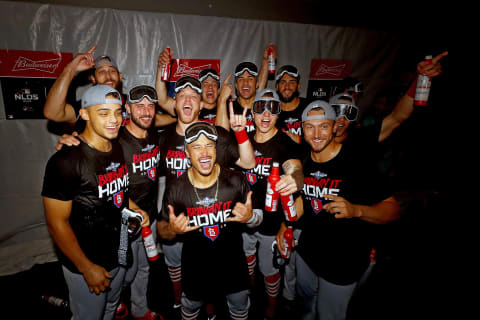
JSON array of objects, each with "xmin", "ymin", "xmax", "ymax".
[
  {"xmin": 229, "ymin": 100, "xmax": 248, "ymax": 133},
  {"xmin": 228, "ymin": 191, "xmax": 253, "ymax": 223},
  {"xmin": 168, "ymin": 205, "xmax": 200, "ymax": 234}
]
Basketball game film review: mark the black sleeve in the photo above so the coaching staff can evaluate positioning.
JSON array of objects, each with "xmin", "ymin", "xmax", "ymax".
[
  {"xmin": 41, "ymin": 151, "xmax": 79, "ymax": 201},
  {"xmin": 216, "ymin": 126, "xmax": 240, "ymax": 167}
]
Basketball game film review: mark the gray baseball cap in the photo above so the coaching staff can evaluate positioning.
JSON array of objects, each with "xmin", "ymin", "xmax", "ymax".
[
  {"xmin": 301, "ymin": 100, "xmax": 337, "ymax": 122},
  {"xmin": 94, "ymin": 55, "xmax": 119, "ymax": 71},
  {"xmin": 81, "ymin": 85, "xmax": 123, "ymax": 109}
]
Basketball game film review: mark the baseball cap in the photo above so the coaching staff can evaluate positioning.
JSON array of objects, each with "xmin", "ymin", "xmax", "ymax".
[
  {"xmin": 275, "ymin": 65, "xmax": 299, "ymax": 81},
  {"xmin": 184, "ymin": 121, "xmax": 218, "ymax": 145},
  {"xmin": 94, "ymin": 55, "xmax": 119, "ymax": 71},
  {"xmin": 301, "ymin": 100, "xmax": 337, "ymax": 123},
  {"xmin": 81, "ymin": 85, "xmax": 123, "ymax": 109},
  {"xmin": 198, "ymin": 68, "xmax": 220, "ymax": 83},
  {"xmin": 234, "ymin": 62, "xmax": 258, "ymax": 77},
  {"xmin": 174, "ymin": 76, "xmax": 202, "ymax": 94}
]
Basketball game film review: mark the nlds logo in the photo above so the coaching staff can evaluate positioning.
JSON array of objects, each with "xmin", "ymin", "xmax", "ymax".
[{"xmin": 14, "ymin": 88, "xmax": 39, "ymax": 102}]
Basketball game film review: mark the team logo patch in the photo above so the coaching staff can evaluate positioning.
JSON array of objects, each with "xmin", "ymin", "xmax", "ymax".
[
  {"xmin": 113, "ymin": 191, "xmax": 124, "ymax": 208},
  {"xmin": 177, "ymin": 170, "xmax": 186, "ymax": 177},
  {"xmin": 147, "ymin": 167, "xmax": 156, "ymax": 181},
  {"xmin": 311, "ymin": 198, "xmax": 322, "ymax": 215},
  {"xmin": 246, "ymin": 172, "xmax": 257, "ymax": 185},
  {"xmin": 203, "ymin": 225, "xmax": 219, "ymax": 241}
]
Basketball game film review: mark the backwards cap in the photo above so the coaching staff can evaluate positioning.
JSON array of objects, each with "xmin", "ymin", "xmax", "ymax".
[
  {"xmin": 301, "ymin": 100, "xmax": 337, "ymax": 122},
  {"xmin": 94, "ymin": 55, "xmax": 119, "ymax": 71},
  {"xmin": 81, "ymin": 85, "xmax": 122, "ymax": 109}
]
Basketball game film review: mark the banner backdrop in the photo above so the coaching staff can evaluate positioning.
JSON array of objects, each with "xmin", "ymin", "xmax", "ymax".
[{"xmin": 0, "ymin": 0, "xmax": 400, "ymax": 275}]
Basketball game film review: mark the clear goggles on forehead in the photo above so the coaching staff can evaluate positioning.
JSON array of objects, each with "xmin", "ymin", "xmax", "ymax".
[
  {"xmin": 252, "ymin": 98, "xmax": 281, "ymax": 115},
  {"xmin": 185, "ymin": 123, "xmax": 218, "ymax": 144},
  {"xmin": 174, "ymin": 79, "xmax": 202, "ymax": 94},
  {"xmin": 127, "ymin": 85, "xmax": 158, "ymax": 104},
  {"xmin": 331, "ymin": 103, "xmax": 359, "ymax": 121},
  {"xmin": 199, "ymin": 72, "xmax": 220, "ymax": 83},
  {"xmin": 234, "ymin": 67, "xmax": 258, "ymax": 77}
]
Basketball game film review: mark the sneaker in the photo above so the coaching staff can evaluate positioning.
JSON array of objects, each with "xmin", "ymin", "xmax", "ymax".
[
  {"xmin": 173, "ymin": 302, "xmax": 182, "ymax": 309},
  {"xmin": 115, "ymin": 301, "xmax": 129, "ymax": 319},
  {"xmin": 132, "ymin": 310, "xmax": 164, "ymax": 320}
]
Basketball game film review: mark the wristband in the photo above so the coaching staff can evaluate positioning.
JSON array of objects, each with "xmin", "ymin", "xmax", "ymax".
[
  {"xmin": 247, "ymin": 209, "xmax": 263, "ymax": 228},
  {"xmin": 406, "ymin": 78, "xmax": 417, "ymax": 98},
  {"xmin": 235, "ymin": 129, "xmax": 249, "ymax": 144}
]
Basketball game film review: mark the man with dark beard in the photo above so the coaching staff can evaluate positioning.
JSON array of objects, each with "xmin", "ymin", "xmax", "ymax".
[
  {"xmin": 44, "ymin": 45, "xmax": 128, "ymax": 131},
  {"xmin": 275, "ymin": 65, "xmax": 310, "ymax": 143}
]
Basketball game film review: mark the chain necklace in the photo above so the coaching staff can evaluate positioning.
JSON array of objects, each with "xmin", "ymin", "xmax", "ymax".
[{"xmin": 189, "ymin": 165, "xmax": 220, "ymax": 208}]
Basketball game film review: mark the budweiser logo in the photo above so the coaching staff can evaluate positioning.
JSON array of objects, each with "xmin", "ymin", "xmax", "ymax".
[
  {"xmin": 12, "ymin": 56, "xmax": 61, "ymax": 74},
  {"xmin": 173, "ymin": 63, "xmax": 212, "ymax": 78},
  {"xmin": 314, "ymin": 64, "xmax": 346, "ymax": 77}
]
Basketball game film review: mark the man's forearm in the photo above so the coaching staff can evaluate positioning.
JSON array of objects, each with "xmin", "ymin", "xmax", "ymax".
[{"xmin": 43, "ymin": 66, "xmax": 77, "ymax": 123}]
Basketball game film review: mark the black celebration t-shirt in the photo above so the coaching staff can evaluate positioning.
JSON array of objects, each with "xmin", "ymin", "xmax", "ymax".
[
  {"xmin": 162, "ymin": 167, "xmax": 251, "ymax": 300},
  {"xmin": 198, "ymin": 106, "xmax": 217, "ymax": 125},
  {"xmin": 277, "ymin": 97, "xmax": 310, "ymax": 137},
  {"xmin": 297, "ymin": 143, "xmax": 391, "ymax": 285},
  {"xmin": 158, "ymin": 123, "xmax": 240, "ymax": 183},
  {"xmin": 118, "ymin": 127, "xmax": 161, "ymax": 221},
  {"xmin": 41, "ymin": 140, "xmax": 129, "ymax": 273},
  {"xmin": 243, "ymin": 129, "xmax": 301, "ymax": 235}
]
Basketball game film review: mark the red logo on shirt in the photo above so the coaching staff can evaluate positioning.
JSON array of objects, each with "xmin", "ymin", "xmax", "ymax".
[
  {"xmin": 203, "ymin": 225, "xmax": 220, "ymax": 241},
  {"xmin": 113, "ymin": 191, "xmax": 124, "ymax": 208}
]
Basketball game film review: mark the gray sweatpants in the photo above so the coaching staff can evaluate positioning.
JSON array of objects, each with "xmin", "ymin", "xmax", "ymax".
[
  {"xmin": 62, "ymin": 265, "xmax": 126, "ymax": 320},
  {"xmin": 181, "ymin": 290, "xmax": 250, "ymax": 320},
  {"xmin": 124, "ymin": 220, "xmax": 158, "ymax": 317},
  {"xmin": 296, "ymin": 254, "xmax": 356, "ymax": 320}
]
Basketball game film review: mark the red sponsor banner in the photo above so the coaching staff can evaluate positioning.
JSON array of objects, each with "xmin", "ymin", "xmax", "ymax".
[
  {"xmin": 0, "ymin": 49, "xmax": 73, "ymax": 78},
  {"xmin": 309, "ymin": 59, "xmax": 352, "ymax": 80},
  {"xmin": 169, "ymin": 59, "xmax": 220, "ymax": 82}
]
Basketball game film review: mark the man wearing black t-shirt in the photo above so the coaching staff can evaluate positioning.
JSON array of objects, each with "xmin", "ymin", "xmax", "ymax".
[
  {"xmin": 275, "ymin": 65, "xmax": 310, "ymax": 144},
  {"xmin": 277, "ymin": 100, "xmax": 400, "ymax": 320},
  {"xmin": 156, "ymin": 76, "xmax": 255, "ymax": 310},
  {"xmin": 42, "ymin": 85, "xmax": 150, "ymax": 320},
  {"xmin": 241, "ymin": 89, "xmax": 304, "ymax": 319},
  {"xmin": 160, "ymin": 122, "xmax": 261, "ymax": 320}
]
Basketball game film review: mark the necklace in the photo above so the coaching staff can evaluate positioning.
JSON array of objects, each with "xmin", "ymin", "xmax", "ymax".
[
  {"xmin": 78, "ymin": 134, "xmax": 95, "ymax": 149},
  {"xmin": 79, "ymin": 134, "xmax": 111, "ymax": 152},
  {"xmin": 189, "ymin": 165, "xmax": 220, "ymax": 208}
]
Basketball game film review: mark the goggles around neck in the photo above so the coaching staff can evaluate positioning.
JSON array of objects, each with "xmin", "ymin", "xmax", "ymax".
[
  {"xmin": 331, "ymin": 103, "xmax": 359, "ymax": 121},
  {"xmin": 185, "ymin": 122, "xmax": 218, "ymax": 145},
  {"xmin": 127, "ymin": 85, "xmax": 158, "ymax": 104}
]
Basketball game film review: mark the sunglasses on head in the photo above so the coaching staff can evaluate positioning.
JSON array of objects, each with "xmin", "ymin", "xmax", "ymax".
[
  {"xmin": 331, "ymin": 104, "xmax": 359, "ymax": 121},
  {"xmin": 127, "ymin": 85, "xmax": 158, "ymax": 104}
]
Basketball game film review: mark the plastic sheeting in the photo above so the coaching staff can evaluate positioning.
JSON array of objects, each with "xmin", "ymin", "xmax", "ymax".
[{"xmin": 0, "ymin": 0, "xmax": 400, "ymax": 275}]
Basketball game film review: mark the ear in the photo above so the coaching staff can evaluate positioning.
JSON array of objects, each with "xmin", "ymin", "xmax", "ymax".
[
  {"xmin": 79, "ymin": 108, "xmax": 89, "ymax": 121},
  {"xmin": 119, "ymin": 72, "xmax": 123, "ymax": 81},
  {"xmin": 125, "ymin": 103, "xmax": 132, "ymax": 115},
  {"xmin": 89, "ymin": 74, "xmax": 96, "ymax": 85}
]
